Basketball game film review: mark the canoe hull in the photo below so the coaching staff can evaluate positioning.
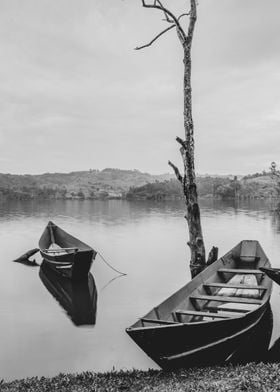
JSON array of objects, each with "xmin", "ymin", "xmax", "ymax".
[
  {"xmin": 260, "ymin": 267, "xmax": 280, "ymax": 285},
  {"xmin": 39, "ymin": 221, "xmax": 96, "ymax": 280},
  {"xmin": 126, "ymin": 240, "xmax": 272, "ymax": 369},
  {"xmin": 127, "ymin": 301, "xmax": 268, "ymax": 369},
  {"xmin": 40, "ymin": 250, "xmax": 94, "ymax": 280}
]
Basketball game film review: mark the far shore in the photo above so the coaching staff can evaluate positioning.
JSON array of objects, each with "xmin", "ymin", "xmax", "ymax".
[
  {"xmin": 0, "ymin": 194, "xmax": 278, "ymax": 201},
  {"xmin": 2, "ymin": 362, "xmax": 280, "ymax": 391}
]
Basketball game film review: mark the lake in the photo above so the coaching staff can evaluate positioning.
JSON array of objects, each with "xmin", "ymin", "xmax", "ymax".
[{"xmin": 1, "ymin": 198, "xmax": 280, "ymax": 380}]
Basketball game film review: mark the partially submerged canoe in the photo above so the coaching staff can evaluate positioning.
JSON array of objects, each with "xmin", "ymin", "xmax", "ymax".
[
  {"xmin": 259, "ymin": 266, "xmax": 280, "ymax": 285},
  {"xmin": 39, "ymin": 261, "xmax": 97, "ymax": 326},
  {"xmin": 39, "ymin": 221, "xmax": 97, "ymax": 280},
  {"xmin": 126, "ymin": 240, "xmax": 272, "ymax": 369}
]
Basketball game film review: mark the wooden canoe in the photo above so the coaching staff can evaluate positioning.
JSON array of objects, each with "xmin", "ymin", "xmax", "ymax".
[
  {"xmin": 39, "ymin": 261, "xmax": 97, "ymax": 326},
  {"xmin": 39, "ymin": 221, "xmax": 97, "ymax": 280},
  {"xmin": 259, "ymin": 266, "xmax": 280, "ymax": 285},
  {"xmin": 126, "ymin": 240, "xmax": 272, "ymax": 369}
]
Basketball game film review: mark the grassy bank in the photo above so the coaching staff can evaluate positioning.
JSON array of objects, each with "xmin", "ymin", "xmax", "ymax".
[{"xmin": 2, "ymin": 363, "xmax": 280, "ymax": 392}]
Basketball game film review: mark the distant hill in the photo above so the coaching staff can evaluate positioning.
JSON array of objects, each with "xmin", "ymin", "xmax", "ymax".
[
  {"xmin": 0, "ymin": 168, "xmax": 173, "ymax": 200},
  {"xmin": 0, "ymin": 169, "xmax": 277, "ymax": 201}
]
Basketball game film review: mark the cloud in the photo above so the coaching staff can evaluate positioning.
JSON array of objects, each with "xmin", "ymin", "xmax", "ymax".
[{"xmin": 0, "ymin": 0, "xmax": 279, "ymax": 174}]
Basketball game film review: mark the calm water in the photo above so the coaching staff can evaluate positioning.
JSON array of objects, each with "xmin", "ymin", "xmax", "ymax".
[{"xmin": 1, "ymin": 198, "xmax": 280, "ymax": 380}]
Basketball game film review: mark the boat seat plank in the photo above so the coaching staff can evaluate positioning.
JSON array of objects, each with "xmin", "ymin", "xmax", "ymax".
[
  {"xmin": 43, "ymin": 247, "xmax": 78, "ymax": 253},
  {"xmin": 206, "ymin": 305, "xmax": 250, "ymax": 313},
  {"xmin": 141, "ymin": 318, "xmax": 178, "ymax": 325},
  {"xmin": 218, "ymin": 268, "xmax": 263, "ymax": 274},
  {"xmin": 175, "ymin": 310, "xmax": 243, "ymax": 319},
  {"xmin": 204, "ymin": 283, "xmax": 266, "ymax": 290},
  {"xmin": 190, "ymin": 294, "xmax": 262, "ymax": 305}
]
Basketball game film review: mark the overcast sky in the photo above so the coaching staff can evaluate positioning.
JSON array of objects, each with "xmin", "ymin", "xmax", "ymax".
[{"xmin": 0, "ymin": 0, "xmax": 279, "ymax": 175}]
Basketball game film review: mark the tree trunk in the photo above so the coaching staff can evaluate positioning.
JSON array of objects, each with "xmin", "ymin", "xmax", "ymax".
[
  {"xmin": 207, "ymin": 246, "xmax": 219, "ymax": 266},
  {"xmin": 137, "ymin": 0, "xmax": 207, "ymax": 278},
  {"xmin": 185, "ymin": 185, "xmax": 206, "ymax": 278},
  {"xmin": 181, "ymin": 19, "xmax": 206, "ymax": 278}
]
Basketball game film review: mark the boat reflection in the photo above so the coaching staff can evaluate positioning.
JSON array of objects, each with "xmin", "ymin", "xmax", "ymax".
[{"xmin": 39, "ymin": 260, "xmax": 97, "ymax": 326}]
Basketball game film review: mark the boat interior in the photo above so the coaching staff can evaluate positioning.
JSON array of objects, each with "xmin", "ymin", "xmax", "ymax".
[
  {"xmin": 133, "ymin": 241, "xmax": 271, "ymax": 329},
  {"xmin": 40, "ymin": 222, "xmax": 92, "ymax": 256},
  {"xmin": 45, "ymin": 243, "xmax": 77, "ymax": 257}
]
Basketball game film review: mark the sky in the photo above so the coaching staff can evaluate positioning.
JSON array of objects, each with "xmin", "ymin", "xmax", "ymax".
[{"xmin": 0, "ymin": 0, "xmax": 280, "ymax": 175}]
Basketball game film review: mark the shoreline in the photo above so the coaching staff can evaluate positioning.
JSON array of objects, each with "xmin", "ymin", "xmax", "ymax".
[
  {"xmin": 0, "ymin": 195, "xmax": 277, "ymax": 201},
  {"xmin": 2, "ymin": 362, "xmax": 280, "ymax": 391}
]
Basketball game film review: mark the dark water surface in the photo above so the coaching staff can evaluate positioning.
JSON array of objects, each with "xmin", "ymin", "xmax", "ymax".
[{"xmin": 1, "ymin": 199, "xmax": 280, "ymax": 380}]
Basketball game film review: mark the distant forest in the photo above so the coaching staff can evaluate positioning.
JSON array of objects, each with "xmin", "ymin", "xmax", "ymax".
[
  {"xmin": 0, "ymin": 168, "xmax": 278, "ymax": 201},
  {"xmin": 0, "ymin": 169, "xmax": 172, "ymax": 200},
  {"xmin": 127, "ymin": 173, "xmax": 278, "ymax": 200}
]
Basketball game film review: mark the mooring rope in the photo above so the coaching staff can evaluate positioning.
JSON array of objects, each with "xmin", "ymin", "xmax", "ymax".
[
  {"xmin": 96, "ymin": 251, "xmax": 127, "ymax": 276},
  {"xmin": 100, "ymin": 274, "xmax": 126, "ymax": 292}
]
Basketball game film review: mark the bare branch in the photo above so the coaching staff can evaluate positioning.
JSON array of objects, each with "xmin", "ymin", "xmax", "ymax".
[
  {"xmin": 156, "ymin": 0, "xmax": 173, "ymax": 23},
  {"xmin": 175, "ymin": 13, "xmax": 191, "ymax": 44},
  {"xmin": 176, "ymin": 136, "xmax": 186, "ymax": 150},
  {"xmin": 179, "ymin": 147, "xmax": 188, "ymax": 173},
  {"xmin": 162, "ymin": 12, "xmax": 189, "ymax": 24},
  {"xmin": 186, "ymin": 0, "xmax": 197, "ymax": 43},
  {"xmin": 135, "ymin": 24, "xmax": 175, "ymax": 50},
  {"xmin": 178, "ymin": 13, "xmax": 190, "ymax": 20},
  {"xmin": 141, "ymin": 0, "xmax": 187, "ymax": 43},
  {"xmin": 175, "ymin": 14, "xmax": 191, "ymax": 45},
  {"xmin": 168, "ymin": 160, "xmax": 183, "ymax": 183}
]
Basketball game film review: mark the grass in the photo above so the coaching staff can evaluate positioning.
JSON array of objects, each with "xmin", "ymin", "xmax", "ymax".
[{"xmin": 1, "ymin": 363, "xmax": 280, "ymax": 392}]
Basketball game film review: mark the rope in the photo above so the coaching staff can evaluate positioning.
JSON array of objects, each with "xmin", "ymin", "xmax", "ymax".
[
  {"xmin": 96, "ymin": 251, "xmax": 127, "ymax": 276},
  {"xmin": 100, "ymin": 274, "xmax": 125, "ymax": 292}
]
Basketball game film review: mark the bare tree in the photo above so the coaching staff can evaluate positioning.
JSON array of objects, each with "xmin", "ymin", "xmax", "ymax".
[{"xmin": 136, "ymin": 0, "xmax": 214, "ymax": 277}]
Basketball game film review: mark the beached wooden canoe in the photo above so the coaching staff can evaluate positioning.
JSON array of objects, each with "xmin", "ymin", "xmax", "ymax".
[
  {"xmin": 259, "ymin": 266, "xmax": 280, "ymax": 285},
  {"xmin": 39, "ymin": 261, "xmax": 97, "ymax": 326},
  {"xmin": 126, "ymin": 240, "xmax": 272, "ymax": 369},
  {"xmin": 39, "ymin": 221, "xmax": 97, "ymax": 280}
]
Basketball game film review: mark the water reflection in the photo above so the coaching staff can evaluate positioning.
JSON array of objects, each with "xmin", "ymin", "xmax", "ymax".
[
  {"xmin": 39, "ymin": 261, "xmax": 97, "ymax": 326},
  {"xmin": 271, "ymin": 211, "xmax": 280, "ymax": 234},
  {"xmin": 3, "ymin": 199, "xmax": 280, "ymax": 379}
]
